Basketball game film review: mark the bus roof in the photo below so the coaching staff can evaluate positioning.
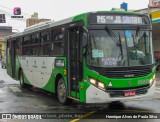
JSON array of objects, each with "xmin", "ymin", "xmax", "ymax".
[
  {"xmin": 6, "ymin": 17, "xmax": 74, "ymax": 39},
  {"xmin": 6, "ymin": 10, "xmax": 144, "ymax": 40},
  {"xmin": 96, "ymin": 10, "xmax": 142, "ymax": 15}
]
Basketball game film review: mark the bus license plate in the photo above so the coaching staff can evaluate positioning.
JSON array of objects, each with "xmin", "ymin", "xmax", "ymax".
[{"xmin": 124, "ymin": 91, "xmax": 136, "ymax": 97}]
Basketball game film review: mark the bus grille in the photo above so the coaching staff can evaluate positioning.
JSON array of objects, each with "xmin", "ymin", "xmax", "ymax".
[
  {"xmin": 108, "ymin": 86, "xmax": 149, "ymax": 98},
  {"xmin": 88, "ymin": 65, "xmax": 154, "ymax": 78},
  {"xmin": 103, "ymin": 68, "xmax": 152, "ymax": 78}
]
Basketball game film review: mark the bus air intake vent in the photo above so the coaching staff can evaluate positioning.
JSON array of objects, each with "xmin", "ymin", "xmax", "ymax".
[
  {"xmin": 88, "ymin": 65, "xmax": 154, "ymax": 78},
  {"xmin": 104, "ymin": 68, "xmax": 152, "ymax": 78}
]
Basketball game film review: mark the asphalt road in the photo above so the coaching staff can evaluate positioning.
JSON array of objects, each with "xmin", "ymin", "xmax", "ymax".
[{"xmin": 0, "ymin": 64, "xmax": 160, "ymax": 122}]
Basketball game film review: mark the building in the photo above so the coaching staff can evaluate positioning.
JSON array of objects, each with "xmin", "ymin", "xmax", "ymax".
[
  {"xmin": 149, "ymin": 0, "xmax": 160, "ymax": 7},
  {"xmin": 0, "ymin": 26, "xmax": 13, "ymax": 58},
  {"xmin": 26, "ymin": 12, "xmax": 51, "ymax": 27}
]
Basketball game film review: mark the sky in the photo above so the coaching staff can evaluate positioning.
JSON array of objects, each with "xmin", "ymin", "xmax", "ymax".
[{"xmin": 0, "ymin": 0, "xmax": 150, "ymax": 32}]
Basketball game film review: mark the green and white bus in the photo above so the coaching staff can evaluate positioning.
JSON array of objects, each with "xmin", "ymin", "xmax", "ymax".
[{"xmin": 6, "ymin": 11, "xmax": 156, "ymax": 104}]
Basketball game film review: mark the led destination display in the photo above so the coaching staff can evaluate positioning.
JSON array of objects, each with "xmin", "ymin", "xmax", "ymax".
[{"xmin": 90, "ymin": 14, "xmax": 146, "ymax": 24}]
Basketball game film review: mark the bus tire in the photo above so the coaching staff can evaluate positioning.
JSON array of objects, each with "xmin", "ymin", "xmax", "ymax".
[
  {"xmin": 19, "ymin": 70, "xmax": 26, "ymax": 88},
  {"xmin": 57, "ymin": 78, "xmax": 72, "ymax": 105}
]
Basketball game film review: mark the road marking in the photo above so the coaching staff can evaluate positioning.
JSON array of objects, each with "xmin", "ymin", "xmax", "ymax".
[
  {"xmin": 70, "ymin": 111, "xmax": 96, "ymax": 122},
  {"xmin": 0, "ymin": 89, "xmax": 3, "ymax": 93},
  {"xmin": 155, "ymin": 91, "xmax": 160, "ymax": 93},
  {"xmin": 156, "ymin": 88, "xmax": 160, "ymax": 90},
  {"xmin": 69, "ymin": 109, "xmax": 152, "ymax": 122},
  {"xmin": 153, "ymin": 97, "xmax": 160, "ymax": 99},
  {"xmin": 9, "ymin": 87, "xmax": 22, "ymax": 92},
  {"xmin": 112, "ymin": 110, "xmax": 153, "ymax": 113}
]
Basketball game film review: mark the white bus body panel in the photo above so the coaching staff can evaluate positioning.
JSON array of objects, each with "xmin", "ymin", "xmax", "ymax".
[{"xmin": 19, "ymin": 57, "xmax": 56, "ymax": 88}]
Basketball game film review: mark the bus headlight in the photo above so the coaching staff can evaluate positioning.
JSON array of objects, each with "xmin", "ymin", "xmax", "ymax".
[
  {"xmin": 98, "ymin": 82, "xmax": 105, "ymax": 90},
  {"xmin": 89, "ymin": 78, "xmax": 97, "ymax": 85},
  {"xmin": 89, "ymin": 78, "xmax": 105, "ymax": 91},
  {"xmin": 150, "ymin": 74, "xmax": 155, "ymax": 85}
]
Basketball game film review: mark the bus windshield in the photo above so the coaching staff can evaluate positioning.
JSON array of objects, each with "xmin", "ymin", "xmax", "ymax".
[{"xmin": 87, "ymin": 29, "xmax": 154, "ymax": 67}]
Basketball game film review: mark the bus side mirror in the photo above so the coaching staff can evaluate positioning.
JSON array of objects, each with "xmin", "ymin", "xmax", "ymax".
[
  {"xmin": 82, "ymin": 27, "xmax": 89, "ymax": 48},
  {"xmin": 83, "ymin": 36, "xmax": 88, "ymax": 48},
  {"xmin": 82, "ymin": 32, "xmax": 88, "ymax": 55}
]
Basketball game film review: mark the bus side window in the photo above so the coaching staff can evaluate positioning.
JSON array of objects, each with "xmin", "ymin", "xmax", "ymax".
[
  {"xmin": 41, "ymin": 31, "xmax": 50, "ymax": 43},
  {"xmin": 41, "ymin": 31, "xmax": 50, "ymax": 55},
  {"xmin": 30, "ymin": 33, "xmax": 40, "ymax": 56},
  {"xmin": 16, "ymin": 38, "xmax": 20, "ymax": 55},
  {"xmin": 23, "ymin": 35, "xmax": 30, "ymax": 45},
  {"xmin": 7, "ymin": 40, "xmax": 11, "ymax": 56},
  {"xmin": 51, "ymin": 29, "xmax": 64, "ymax": 56},
  {"xmin": 31, "ymin": 33, "xmax": 40, "ymax": 44},
  {"xmin": 31, "ymin": 46, "xmax": 39, "ymax": 56},
  {"xmin": 23, "ymin": 46, "xmax": 30, "ymax": 55},
  {"xmin": 18, "ymin": 38, "xmax": 22, "ymax": 55},
  {"xmin": 22, "ymin": 35, "xmax": 31, "ymax": 55},
  {"xmin": 39, "ymin": 45, "xmax": 43, "ymax": 56}
]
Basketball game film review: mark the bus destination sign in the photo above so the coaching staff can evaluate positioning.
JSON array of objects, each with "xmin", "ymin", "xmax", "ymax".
[{"xmin": 90, "ymin": 15, "xmax": 144, "ymax": 24}]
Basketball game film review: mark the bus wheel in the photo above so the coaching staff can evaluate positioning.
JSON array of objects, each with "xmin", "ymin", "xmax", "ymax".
[
  {"xmin": 57, "ymin": 78, "xmax": 72, "ymax": 105},
  {"xmin": 19, "ymin": 70, "xmax": 26, "ymax": 88}
]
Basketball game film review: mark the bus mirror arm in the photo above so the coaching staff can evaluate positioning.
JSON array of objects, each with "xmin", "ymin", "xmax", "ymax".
[
  {"xmin": 83, "ymin": 48, "xmax": 87, "ymax": 55},
  {"xmin": 82, "ymin": 27, "xmax": 89, "ymax": 48},
  {"xmin": 83, "ymin": 38, "xmax": 88, "ymax": 48}
]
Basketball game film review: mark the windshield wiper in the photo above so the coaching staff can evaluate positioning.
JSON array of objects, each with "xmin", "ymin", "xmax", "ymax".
[
  {"xmin": 118, "ymin": 32, "xmax": 123, "ymax": 59},
  {"xmin": 105, "ymin": 25, "xmax": 118, "ymax": 42},
  {"xmin": 132, "ymin": 34, "xmax": 138, "ymax": 60},
  {"xmin": 105, "ymin": 25, "xmax": 123, "ymax": 59}
]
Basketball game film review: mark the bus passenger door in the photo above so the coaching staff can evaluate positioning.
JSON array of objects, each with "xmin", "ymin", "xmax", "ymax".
[
  {"xmin": 11, "ymin": 41, "xmax": 16, "ymax": 78},
  {"xmin": 67, "ymin": 22, "xmax": 83, "ymax": 99}
]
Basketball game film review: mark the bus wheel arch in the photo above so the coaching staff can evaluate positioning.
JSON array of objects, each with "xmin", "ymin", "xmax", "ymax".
[
  {"xmin": 18, "ymin": 68, "xmax": 22, "ymax": 80},
  {"xmin": 55, "ymin": 74, "xmax": 72, "ymax": 104},
  {"xmin": 19, "ymin": 68, "xmax": 25, "ymax": 88},
  {"xmin": 55, "ymin": 74, "xmax": 63, "ymax": 95},
  {"xmin": 18, "ymin": 68, "xmax": 28, "ymax": 88}
]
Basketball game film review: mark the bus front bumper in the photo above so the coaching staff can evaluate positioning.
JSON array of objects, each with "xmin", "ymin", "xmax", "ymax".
[{"xmin": 86, "ymin": 80, "xmax": 156, "ymax": 103}]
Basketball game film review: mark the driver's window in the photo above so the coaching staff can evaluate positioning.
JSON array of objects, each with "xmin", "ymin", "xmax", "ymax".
[
  {"xmin": 137, "ymin": 32, "xmax": 149, "ymax": 54},
  {"xmin": 138, "ymin": 36, "xmax": 145, "ymax": 53}
]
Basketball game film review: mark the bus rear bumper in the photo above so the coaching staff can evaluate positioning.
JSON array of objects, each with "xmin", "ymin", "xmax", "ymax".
[{"xmin": 86, "ymin": 80, "xmax": 156, "ymax": 103}]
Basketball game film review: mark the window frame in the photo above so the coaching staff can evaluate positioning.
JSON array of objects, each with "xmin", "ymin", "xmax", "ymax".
[
  {"xmin": 39, "ymin": 29, "xmax": 51, "ymax": 56},
  {"xmin": 22, "ymin": 34, "xmax": 31, "ymax": 56},
  {"xmin": 50, "ymin": 27, "xmax": 65, "ymax": 56}
]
